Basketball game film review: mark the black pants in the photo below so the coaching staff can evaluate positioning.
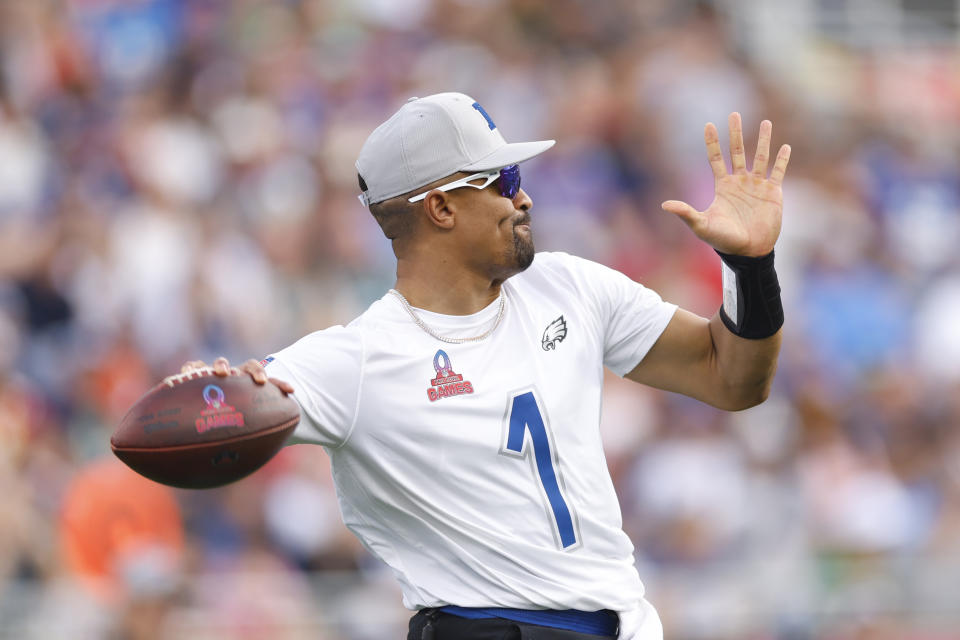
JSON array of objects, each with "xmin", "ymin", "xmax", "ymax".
[{"xmin": 407, "ymin": 608, "xmax": 619, "ymax": 640}]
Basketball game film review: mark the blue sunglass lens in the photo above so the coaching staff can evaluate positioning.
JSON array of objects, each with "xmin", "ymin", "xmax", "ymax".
[{"xmin": 499, "ymin": 165, "xmax": 521, "ymax": 199}]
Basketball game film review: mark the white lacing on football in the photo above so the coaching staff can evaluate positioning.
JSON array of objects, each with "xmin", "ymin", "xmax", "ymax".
[{"xmin": 162, "ymin": 367, "xmax": 242, "ymax": 387}]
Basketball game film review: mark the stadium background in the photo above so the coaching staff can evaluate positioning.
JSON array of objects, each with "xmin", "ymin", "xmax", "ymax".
[{"xmin": 2, "ymin": 0, "xmax": 960, "ymax": 638}]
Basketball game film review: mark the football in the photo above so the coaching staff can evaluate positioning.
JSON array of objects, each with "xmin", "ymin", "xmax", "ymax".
[{"xmin": 111, "ymin": 367, "xmax": 300, "ymax": 489}]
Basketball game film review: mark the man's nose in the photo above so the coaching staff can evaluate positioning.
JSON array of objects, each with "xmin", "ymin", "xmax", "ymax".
[{"xmin": 514, "ymin": 188, "xmax": 532, "ymax": 211}]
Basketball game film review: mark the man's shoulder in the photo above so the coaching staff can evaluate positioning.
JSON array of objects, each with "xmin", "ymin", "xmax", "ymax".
[
  {"xmin": 270, "ymin": 323, "xmax": 361, "ymax": 366},
  {"xmin": 514, "ymin": 251, "xmax": 603, "ymax": 290},
  {"xmin": 269, "ymin": 298, "xmax": 383, "ymax": 359},
  {"xmin": 519, "ymin": 251, "xmax": 570, "ymax": 279},
  {"xmin": 278, "ymin": 292, "xmax": 410, "ymax": 354},
  {"xmin": 527, "ymin": 250, "xmax": 578, "ymax": 269}
]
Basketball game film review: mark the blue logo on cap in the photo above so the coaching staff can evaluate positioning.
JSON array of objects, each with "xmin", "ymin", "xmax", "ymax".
[{"xmin": 472, "ymin": 102, "xmax": 496, "ymax": 130}]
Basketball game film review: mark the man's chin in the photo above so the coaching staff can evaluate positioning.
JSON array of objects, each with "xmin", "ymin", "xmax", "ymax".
[
  {"xmin": 496, "ymin": 234, "xmax": 535, "ymax": 280},
  {"xmin": 514, "ymin": 235, "xmax": 535, "ymax": 272}
]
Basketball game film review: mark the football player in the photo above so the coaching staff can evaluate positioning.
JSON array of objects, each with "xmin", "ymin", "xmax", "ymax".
[{"xmin": 184, "ymin": 92, "xmax": 790, "ymax": 639}]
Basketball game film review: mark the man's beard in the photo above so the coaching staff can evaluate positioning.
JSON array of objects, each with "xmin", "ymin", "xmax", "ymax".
[
  {"xmin": 506, "ymin": 217, "xmax": 536, "ymax": 273},
  {"xmin": 510, "ymin": 224, "xmax": 535, "ymax": 272},
  {"xmin": 492, "ymin": 217, "xmax": 534, "ymax": 280}
]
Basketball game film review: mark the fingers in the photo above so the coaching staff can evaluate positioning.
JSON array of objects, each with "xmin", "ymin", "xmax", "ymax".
[
  {"xmin": 238, "ymin": 358, "xmax": 295, "ymax": 395},
  {"xmin": 752, "ymin": 119, "xmax": 772, "ymax": 177},
  {"xmin": 704, "ymin": 122, "xmax": 727, "ymax": 180},
  {"xmin": 240, "ymin": 358, "xmax": 268, "ymax": 384},
  {"xmin": 181, "ymin": 360, "xmax": 207, "ymax": 373},
  {"xmin": 268, "ymin": 377, "xmax": 295, "ymax": 395},
  {"xmin": 203, "ymin": 357, "xmax": 245, "ymax": 378},
  {"xmin": 661, "ymin": 200, "xmax": 702, "ymax": 228},
  {"xmin": 213, "ymin": 356, "xmax": 231, "ymax": 376},
  {"xmin": 180, "ymin": 358, "xmax": 233, "ymax": 377},
  {"xmin": 710, "ymin": 114, "xmax": 788, "ymax": 183},
  {"xmin": 179, "ymin": 356, "xmax": 293, "ymax": 394},
  {"xmin": 769, "ymin": 144, "xmax": 792, "ymax": 186},
  {"xmin": 728, "ymin": 112, "xmax": 746, "ymax": 174}
]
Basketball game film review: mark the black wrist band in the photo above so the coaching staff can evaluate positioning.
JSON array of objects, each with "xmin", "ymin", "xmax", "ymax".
[{"xmin": 716, "ymin": 249, "xmax": 783, "ymax": 339}]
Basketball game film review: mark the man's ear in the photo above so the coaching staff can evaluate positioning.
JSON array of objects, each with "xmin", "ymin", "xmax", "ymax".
[{"xmin": 422, "ymin": 190, "xmax": 457, "ymax": 230}]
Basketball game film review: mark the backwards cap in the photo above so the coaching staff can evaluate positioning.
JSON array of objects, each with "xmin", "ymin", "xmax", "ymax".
[{"xmin": 356, "ymin": 92, "xmax": 555, "ymax": 207}]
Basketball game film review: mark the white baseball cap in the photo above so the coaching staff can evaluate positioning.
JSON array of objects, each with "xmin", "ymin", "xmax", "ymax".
[{"xmin": 356, "ymin": 92, "xmax": 555, "ymax": 207}]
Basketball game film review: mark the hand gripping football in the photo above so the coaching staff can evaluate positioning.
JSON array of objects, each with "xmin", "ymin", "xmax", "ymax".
[{"xmin": 111, "ymin": 367, "xmax": 300, "ymax": 489}]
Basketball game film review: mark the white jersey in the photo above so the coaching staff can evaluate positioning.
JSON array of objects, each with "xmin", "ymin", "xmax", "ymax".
[{"xmin": 264, "ymin": 251, "xmax": 676, "ymax": 613}]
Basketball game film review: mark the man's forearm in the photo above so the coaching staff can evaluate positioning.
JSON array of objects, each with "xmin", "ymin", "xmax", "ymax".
[{"xmin": 708, "ymin": 312, "xmax": 782, "ymax": 410}]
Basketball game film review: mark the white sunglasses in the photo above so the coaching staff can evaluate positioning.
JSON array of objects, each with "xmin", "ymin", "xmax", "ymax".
[
  {"xmin": 407, "ymin": 164, "xmax": 521, "ymax": 203},
  {"xmin": 407, "ymin": 170, "xmax": 500, "ymax": 202}
]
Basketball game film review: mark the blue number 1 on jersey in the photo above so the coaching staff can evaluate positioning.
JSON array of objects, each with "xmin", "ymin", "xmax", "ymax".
[{"xmin": 502, "ymin": 390, "xmax": 579, "ymax": 549}]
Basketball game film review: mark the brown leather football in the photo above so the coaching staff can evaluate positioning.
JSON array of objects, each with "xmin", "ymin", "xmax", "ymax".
[{"xmin": 111, "ymin": 367, "xmax": 299, "ymax": 489}]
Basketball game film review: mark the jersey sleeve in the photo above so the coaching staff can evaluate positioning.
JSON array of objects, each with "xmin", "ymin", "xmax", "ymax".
[
  {"xmin": 550, "ymin": 253, "xmax": 678, "ymax": 376},
  {"xmin": 260, "ymin": 325, "xmax": 364, "ymax": 448}
]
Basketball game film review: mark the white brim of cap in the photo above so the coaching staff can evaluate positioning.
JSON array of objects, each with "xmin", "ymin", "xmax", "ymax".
[{"xmin": 461, "ymin": 140, "xmax": 556, "ymax": 172}]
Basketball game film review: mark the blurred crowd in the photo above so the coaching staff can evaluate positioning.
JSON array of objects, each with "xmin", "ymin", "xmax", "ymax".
[{"xmin": 2, "ymin": 0, "xmax": 960, "ymax": 638}]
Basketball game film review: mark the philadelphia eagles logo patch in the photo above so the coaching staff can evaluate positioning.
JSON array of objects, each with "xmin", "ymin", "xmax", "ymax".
[{"xmin": 541, "ymin": 316, "xmax": 567, "ymax": 351}]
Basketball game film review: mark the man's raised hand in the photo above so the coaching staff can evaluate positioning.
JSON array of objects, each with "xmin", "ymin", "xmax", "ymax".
[{"xmin": 661, "ymin": 112, "xmax": 791, "ymax": 257}]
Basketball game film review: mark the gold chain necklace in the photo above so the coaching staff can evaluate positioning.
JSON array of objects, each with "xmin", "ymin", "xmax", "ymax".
[{"xmin": 388, "ymin": 289, "xmax": 506, "ymax": 344}]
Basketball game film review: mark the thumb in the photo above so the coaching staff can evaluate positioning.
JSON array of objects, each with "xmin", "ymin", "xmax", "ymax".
[{"xmin": 661, "ymin": 200, "xmax": 701, "ymax": 226}]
